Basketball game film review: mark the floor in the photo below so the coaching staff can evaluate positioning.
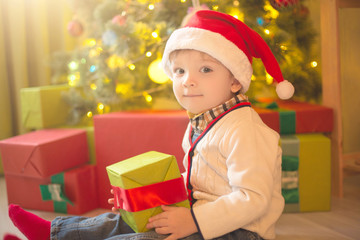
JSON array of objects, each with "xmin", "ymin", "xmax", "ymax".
[{"xmin": 1, "ymin": 173, "xmax": 359, "ymax": 240}]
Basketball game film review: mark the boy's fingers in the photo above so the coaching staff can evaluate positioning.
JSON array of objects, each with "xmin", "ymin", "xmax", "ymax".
[{"xmin": 148, "ymin": 212, "xmax": 167, "ymax": 222}]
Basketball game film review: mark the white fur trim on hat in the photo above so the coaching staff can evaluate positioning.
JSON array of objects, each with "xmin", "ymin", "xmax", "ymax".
[
  {"xmin": 162, "ymin": 27, "xmax": 253, "ymax": 93},
  {"xmin": 276, "ymin": 80, "xmax": 295, "ymax": 99}
]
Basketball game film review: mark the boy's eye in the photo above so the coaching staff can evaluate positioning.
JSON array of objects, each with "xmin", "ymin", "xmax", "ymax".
[
  {"xmin": 174, "ymin": 68, "xmax": 185, "ymax": 75},
  {"xmin": 201, "ymin": 67, "xmax": 212, "ymax": 73}
]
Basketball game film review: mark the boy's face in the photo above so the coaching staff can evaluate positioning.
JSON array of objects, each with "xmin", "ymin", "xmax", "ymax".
[{"xmin": 170, "ymin": 50, "xmax": 241, "ymax": 114}]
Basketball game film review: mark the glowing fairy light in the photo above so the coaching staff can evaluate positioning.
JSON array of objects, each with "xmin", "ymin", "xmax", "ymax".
[
  {"xmin": 83, "ymin": 38, "xmax": 97, "ymax": 47},
  {"xmin": 143, "ymin": 92, "xmax": 153, "ymax": 103},
  {"xmin": 280, "ymin": 45, "xmax": 288, "ymax": 51},
  {"xmin": 264, "ymin": 29, "xmax": 270, "ymax": 35},
  {"xmin": 128, "ymin": 64, "xmax": 136, "ymax": 71},
  {"xmin": 152, "ymin": 32, "xmax": 159, "ymax": 38},
  {"xmin": 180, "ymin": 0, "xmax": 186, "ymax": 3},
  {"xmin": 229, "ymin": 9, "xmax": 244, "ymax": 21},
  {"xmin": 266, "ymin": 73, "xmax": 273, "ymax": 85},
  {"xmin": 311, "ymin": 61, "xmax": 318, "ymax": 68},
  {"xmin": 87, "ymin": 111, "xmax": 93, "ymax": 118},
  {"xmin": 97, "ymin": 103, "xmax": 105, "ymax": 114},
  {"xmin": 68, "ymin": 61, "xmax": 79, "ymax": 70},
  {"xmin": 90, "ymin": 83, "xmax": 97, "ymax": 90},
  {"xmin": 148, "ymin": 4, "xmax": 154, "ymax": 10},
  {"xmin": 90, "ymin": 65, "xmax": 96, "ymax": 72},
  {"xmin": 251, "ymin": 75, "xmax": 256, "ymax": 81},
  {"xmin": 67, "ymin": 72, "xmax": 80, "ymax": 86},
  {"xmin": 146, "ymin": 51, "xmax": 152, "ymax": 57}
]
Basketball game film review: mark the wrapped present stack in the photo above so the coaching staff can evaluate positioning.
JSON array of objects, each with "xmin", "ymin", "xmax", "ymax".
[
  {"xmin": 20, "ymin": 85, "xmax": 97, "ymax": 165},
  {"xmin": 0, "ymin": 85, "xmax": 99, "ymax": 214},
  {"xmin": 0, "ymin": 129, "xmax": 98, "ymax": 214},
  {"xmin": 253, "ymin": 99, "xmax": 333, "ymax": 212}
]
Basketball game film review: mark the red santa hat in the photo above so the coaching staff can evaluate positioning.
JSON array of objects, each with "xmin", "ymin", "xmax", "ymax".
[{"xmin": 162, "ymin": 10, "xmax": 294, "ymax": 99}]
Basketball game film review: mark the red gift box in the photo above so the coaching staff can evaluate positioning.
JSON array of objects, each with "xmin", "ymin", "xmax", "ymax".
[
  {"xmin": 5, "ymin": 164, "xmax": 98, "ymax": 214},
  {"xmin": 94, "ymin": 110, "xmax": 188, "ymax": 209},
  {"xmin": 253, "ymin": 100, "xmax": 333, "ymax": 134},
  {"xmin": 0, "ymin": 129, "xmax": 89, "ymax": 178}
]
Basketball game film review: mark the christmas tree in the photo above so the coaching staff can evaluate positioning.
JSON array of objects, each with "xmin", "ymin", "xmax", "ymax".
[{"xmin": 52, "ymin": 0, "xmax": 321, "ymax": 124}]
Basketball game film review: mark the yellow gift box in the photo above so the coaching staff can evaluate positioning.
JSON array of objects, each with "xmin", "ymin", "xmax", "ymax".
[
  {"xmin": 106, "ymin": 151, "xmax": 190, "ymax": 232},
  {"xmin": 281, "ymin": 134, "xmax": 331, "ymax": 212},
  {"xmin": 21, "ymin": 85, "xmax": 70, "ymax": 129}
]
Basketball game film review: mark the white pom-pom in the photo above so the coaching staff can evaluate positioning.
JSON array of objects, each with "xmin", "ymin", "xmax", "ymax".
[{"xmin": 276, "ymin": 80, "xmax": 294, "ymax": 99}]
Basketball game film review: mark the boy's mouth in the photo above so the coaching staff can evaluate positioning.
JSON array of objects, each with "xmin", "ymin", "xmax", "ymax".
[{"xmin": 183, "ymin": 94, "xmax": 203, "ymax": 97}]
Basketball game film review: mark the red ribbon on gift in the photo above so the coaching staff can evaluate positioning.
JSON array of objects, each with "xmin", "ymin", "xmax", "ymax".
[{"xmin": 112, "ymin": 177, "xmax": 187, "ymax": 212}]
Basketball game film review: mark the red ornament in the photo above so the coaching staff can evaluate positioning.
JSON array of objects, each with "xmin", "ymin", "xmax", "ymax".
[
  {"xmin": 270, "ymin": 0, "xmax": 299, "ymax": 10},
  {"xmin": 67, "ymin": 20, "xmax": 83, "ymax": 37},
  {"xmin": 112, "ymin": 15, "xmax": 127, "ymax": 26}
]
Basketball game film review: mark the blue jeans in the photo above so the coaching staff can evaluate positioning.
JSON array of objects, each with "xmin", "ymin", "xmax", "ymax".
[{"xmin": 51, "ymin": 212, "xmax": 263, "ymax": 240}]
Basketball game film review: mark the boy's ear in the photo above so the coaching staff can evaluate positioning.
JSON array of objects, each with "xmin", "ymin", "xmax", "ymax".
[{"xmin": 230, "ymin": 79, "xmax": 242, "ymax": 93}]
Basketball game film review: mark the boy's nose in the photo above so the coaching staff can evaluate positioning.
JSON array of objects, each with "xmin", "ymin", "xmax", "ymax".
[{"xmin": 182, "ymin": 74, "xmax": 196, "ymax": 87}]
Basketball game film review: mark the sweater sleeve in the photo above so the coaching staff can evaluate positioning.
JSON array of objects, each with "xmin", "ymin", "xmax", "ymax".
[{"xmin": 192, "ymin": 120, "xmax": 281, "ymax": 239}]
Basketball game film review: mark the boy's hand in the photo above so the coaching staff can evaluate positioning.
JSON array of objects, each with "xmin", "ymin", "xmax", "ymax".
[
  {"xmin": 146, "ymin": 205, "xmax": 197, "ymax": 240},
  {"xmin": 107, "ymin": 189, "xmax": 119, "ymax": 214}
]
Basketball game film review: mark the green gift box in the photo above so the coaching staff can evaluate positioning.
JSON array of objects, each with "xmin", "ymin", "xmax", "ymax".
[
  {"xmin": 21, "ymin": 84, "xmax": 70, "ymax": 129},
  {"xmin": 106, "ymin": 151, "xmax": 190, "ymax": 233},
  {"xmin": 280, "ymin": 134, "xmax": 331, "ymax": 212}
]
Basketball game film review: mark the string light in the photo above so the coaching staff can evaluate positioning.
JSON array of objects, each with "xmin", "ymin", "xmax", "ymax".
[
  {"xmin": 83, "ymin": 38, "xmax": 97, "ymax": 47},
  {"xmin": 229, "ymin": 9, "xmax": 244, "ymax": 21},
  {"xmin": 180, "ymin": 0, "xmax": 186, "ymax": 3},
  {"xmin": 87, "ymin": 111, "xmax": 93, "ymax": 118},
  {"xmin": 90, "ymin": 83, "xmax": 97, "ymax": 90},
  {"xmin": 68, "ymin": 61, "xmax": 79, "ymax": 70},
  {"xmin": 128, "ymin": 64, "xmax": 136, "ymax": 70},
  {"xmin": 152, "ymin": 32, "xmax": 159, "ymax": 38},
  {"xmin": 280, "ymin": 45, "xmax": 288, "ymax": 51},
  {"xmin": 311, "ymin": 61, "xmax": 318, "ymax": 68},
  {"xmin": 90, "ymin": 65, "xmax": 96, "ymax": 72},
  {"xmin": 143, "ymin": 92, "xmax": 153, "ymax": 103},
  {"xmin": 146, "ymin": 51, "xmax": 152, "ymax": 57},
  {"xmin": 97, "ymin": 103, "xmax": 105, "ymax": 114},
  {"xmin": 264, "ymin": 29, "xmax": 270, "ymax": 35},
  {"xmin": 67, "ymin": 72, "xmax": 80, "ymax": 86},
  {"xmin": 266, "ymin": 73, "xmax": 273, "ymax": 85},
  {"xmin": 251, "ymin": 75, "xmax": 256, "ymax": 81},
  {"xmin": 148, "ymin": 4, "xmax": 155, "ymax": 10}
]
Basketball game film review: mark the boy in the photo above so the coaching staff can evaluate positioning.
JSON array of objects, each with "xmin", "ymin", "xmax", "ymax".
[{"xmin": 8, "ymin": 10, "xmax": 293, "ymax": 240}]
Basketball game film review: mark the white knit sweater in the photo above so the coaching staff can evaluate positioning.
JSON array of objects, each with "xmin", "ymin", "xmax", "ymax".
[{"xmin": 182, "ymin": 106, "xmax": 284, "ymax": 240}]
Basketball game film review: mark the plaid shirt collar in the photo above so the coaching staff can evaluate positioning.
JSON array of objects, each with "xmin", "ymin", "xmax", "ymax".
[{"xmin": 189, "ymin": 94, "xmax": 249, "ymax": 134}]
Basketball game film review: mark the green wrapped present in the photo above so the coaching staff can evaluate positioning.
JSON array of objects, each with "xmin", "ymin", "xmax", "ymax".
[
  {"xmin": 106, "ymin": 151, "xmax": 190, "ymax": 233},
  {"xmin": 21, "ymin": 85, "xmax": 70, "ymax": 129}
]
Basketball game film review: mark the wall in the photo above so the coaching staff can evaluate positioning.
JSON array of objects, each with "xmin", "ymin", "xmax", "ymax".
[{"xmin": 339, "ymin": 8, "xmax": 360, "ymax": 154}]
